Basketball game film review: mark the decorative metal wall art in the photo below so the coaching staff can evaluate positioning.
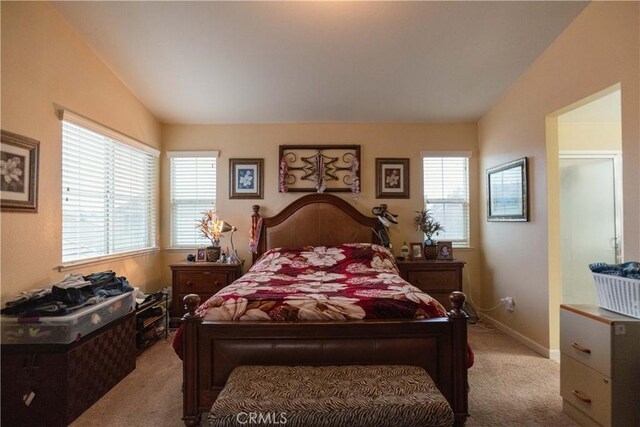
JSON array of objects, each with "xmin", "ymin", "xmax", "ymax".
[{"xmin": 278, "ymin": 145, "xmax": 360, "ymax": 196}]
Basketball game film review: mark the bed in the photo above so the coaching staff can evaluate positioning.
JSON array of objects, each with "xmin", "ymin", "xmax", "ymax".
[{"xmin": 180, "ymin": 193, "xmax": 469, "ymax": 426}]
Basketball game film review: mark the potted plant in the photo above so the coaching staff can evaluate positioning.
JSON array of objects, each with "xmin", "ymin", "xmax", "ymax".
[
  {"xmin": 197, "ymin": 210, "xmax": 224, "ymax": 262},
  {"xmin": 414, "ymin": 209, "xmax": 444, "ymax": 259}
]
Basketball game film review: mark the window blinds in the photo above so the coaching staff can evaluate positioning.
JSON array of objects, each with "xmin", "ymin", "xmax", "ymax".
[
  {"xmin": 169, "ymin": 154, "xmax": 217, "ymax": 247},
  {"xmin": 62, "ymin": 120, "xmax": 158, "ymax": 263},
  {"xmin": 422, "ymin": 155, "xmax": 470, "ymax": 247}
]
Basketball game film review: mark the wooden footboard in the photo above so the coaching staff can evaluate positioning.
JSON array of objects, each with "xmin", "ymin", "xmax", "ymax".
[{"xmin": 181, "ymin": 292, "xmax": 469, "ymax": 426}]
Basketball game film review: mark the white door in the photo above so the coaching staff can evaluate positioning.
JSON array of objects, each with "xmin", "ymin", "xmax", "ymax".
[{"xmin": 559, "ymin": 156, "xmax": 620, "ymax": 305}]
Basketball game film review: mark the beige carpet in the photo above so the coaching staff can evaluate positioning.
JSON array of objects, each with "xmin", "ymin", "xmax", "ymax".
[
  {"xmin": 466, "ymin": 324, "xmax": 576, "ymax": 427},
  {"xmin": 72, "ymin": 325, "xmax": 577, "ymax": 427}
]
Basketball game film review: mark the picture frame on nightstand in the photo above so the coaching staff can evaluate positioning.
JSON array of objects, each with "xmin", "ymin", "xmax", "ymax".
[
  {"xmin": 196, "ymin": 248, "xmax": 207, "ymax": 262},
  {"xmin": 409, "ymin": 242, "xmax": 424, "ymax": 260},
  {"xmin": 437, "ymin": 241, "xmax": 453, "ymax": 260}
]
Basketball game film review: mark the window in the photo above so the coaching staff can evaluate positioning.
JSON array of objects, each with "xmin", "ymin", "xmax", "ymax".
[
  {"xmin": 169, "ymin": 152, "xmax": 218, "ymax": 248},
  {"xmin": 422, "ymin": 152, "xmax": 470, "ymax": 247},
  {"xmin": 61, "ymin": 112, "xmax": 159, "ymax": 263}
]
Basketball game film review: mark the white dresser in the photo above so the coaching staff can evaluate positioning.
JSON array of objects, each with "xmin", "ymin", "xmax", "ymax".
[{"xmin": 560, "ymin": 304, "xmax": 640, "ymax": 427}]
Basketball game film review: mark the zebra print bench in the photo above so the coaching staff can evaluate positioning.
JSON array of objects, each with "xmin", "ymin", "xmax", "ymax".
[{"xmin": 208, "ymin": 365, "xmax": 454, "ymax": 427}]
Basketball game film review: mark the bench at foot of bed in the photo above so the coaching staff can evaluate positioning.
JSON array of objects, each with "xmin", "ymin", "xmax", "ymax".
[{"xmin": 207, "ymin": 365, "xmax": 455, "ymax": 427}]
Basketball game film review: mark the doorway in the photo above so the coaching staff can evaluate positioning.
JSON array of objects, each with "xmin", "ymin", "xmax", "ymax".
[
  {"xmin": 546, "ymin": 84, "xmax": 623, "ymax": 356},
  {"xmin": 559, "ymin": 153, "xmax": 622, "ymax": 304}
]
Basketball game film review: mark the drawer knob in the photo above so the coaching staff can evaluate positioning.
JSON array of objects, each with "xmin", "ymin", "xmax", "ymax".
[
  {"xmin": 214, "ymin": 281, "xmax": 220, "ymax": 286},
  {"xmin": 416, "ymin": 279, "xmax": 422, "ymax": 286},
  {"xmin": 571, "ymin": 342, "xmax": 591, "ymax": 354},
  {"xmin": 186, "ymin": 280, "xmax": 193, "ymax": 286},
  {"xmin": 571, "ymin": 389, "xmax": 592, "ymax": 404}
]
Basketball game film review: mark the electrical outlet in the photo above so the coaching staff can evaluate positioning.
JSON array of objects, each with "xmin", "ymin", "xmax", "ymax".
[{"xmin": 501, "ymin": 297, "xmax": 515, "ymax": 312}]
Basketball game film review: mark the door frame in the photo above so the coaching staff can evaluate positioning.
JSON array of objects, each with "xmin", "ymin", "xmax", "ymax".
[{"xmin": 558, "ymin": 150, "xmax": 623, "ymax": 263}]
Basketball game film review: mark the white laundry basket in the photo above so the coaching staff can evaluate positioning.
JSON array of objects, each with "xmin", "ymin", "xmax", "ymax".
[{"xmin": 592, "ymin": 273, "xmax": 640, "ymax": 319}]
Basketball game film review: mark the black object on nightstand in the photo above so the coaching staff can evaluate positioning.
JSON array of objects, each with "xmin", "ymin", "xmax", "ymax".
[{"xmin": 135, "ymin": 291, "xmax": 169, "ymax": 354}]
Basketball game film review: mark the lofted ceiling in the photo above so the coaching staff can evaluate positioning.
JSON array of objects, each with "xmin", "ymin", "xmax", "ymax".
[
  {"xmin": 52, "ymin": 1, "xmax": 588, "ymax": 124},
  {"xmin": 559, "ymin": 90, "xmax": 621, "ymax": 123}
]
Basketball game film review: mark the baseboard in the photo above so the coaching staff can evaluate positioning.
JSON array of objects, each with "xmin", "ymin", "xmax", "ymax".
[
  {"xmin": 548, "ymin": 349, "xmax": 560, "ymax": 362},
  {"xmin": 480, "ymin": 313, "xmax": 555, "ymax": 360}
]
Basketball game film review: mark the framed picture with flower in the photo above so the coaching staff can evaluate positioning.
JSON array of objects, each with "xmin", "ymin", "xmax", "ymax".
[
  {"xmin": 375, "ymin": 158, "xmax": 409, "ymax": 199},
  {"xmin": 229, "ymin": 158, "xmax": 263, "ymax": 199},
  {"xmin": 1, "ymin": 130, "xmax": 39, "ymax": 212}
]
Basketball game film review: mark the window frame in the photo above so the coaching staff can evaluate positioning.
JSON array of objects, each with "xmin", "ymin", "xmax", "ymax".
[
  {"xmin": 421, "ymin": 151, "xmax": 471, "ymax": 249},
  {"xmin": 168, "ymin": 151, "xmax": 219, "ymax": 249},
  {"xmin": 59, "ymin": 110, "xmax": 159, "ymax": 269}
]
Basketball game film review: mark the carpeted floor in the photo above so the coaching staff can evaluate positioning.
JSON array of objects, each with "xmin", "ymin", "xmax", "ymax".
[
  {"xmin": 71, "ymin": 324, "xmax": 577, "ymax": 427},
  {"xmin": 465, "ymin": 324, "xmax": 576, "ymax": 426}
]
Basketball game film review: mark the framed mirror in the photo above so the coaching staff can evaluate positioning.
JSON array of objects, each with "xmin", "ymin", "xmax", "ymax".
[{"xmin": 486, "ymin": 157, "xmax": 528, "ymax": 222}]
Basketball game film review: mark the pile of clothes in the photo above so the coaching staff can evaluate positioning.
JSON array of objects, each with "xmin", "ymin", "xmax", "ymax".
[
  {"xmin": 1, "ymin": 270, "xmax": 133, "ymax": 317},
  {"xmin": 589, "ymin": 261, "xmax": 640, "ymax": 279}
]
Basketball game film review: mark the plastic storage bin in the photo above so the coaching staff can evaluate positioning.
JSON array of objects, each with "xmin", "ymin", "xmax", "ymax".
[
  {"xmin": 1, "ymin": 290, "xmax": 136, "ymax": 344},
  {"xmin": 593, "ymin": 273, "xmax": 640, "ymax": 319}
]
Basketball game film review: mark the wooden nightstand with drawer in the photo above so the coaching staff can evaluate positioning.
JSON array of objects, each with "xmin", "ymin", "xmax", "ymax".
[
  {"xmin": 397, "ymin": 259, "xmax": 464, "ymax": 309},
  {"xmin": 560, "ymin": 304, "xmax": 640, "ymax": 427},
  {"xmin": 170, "ymin": 262, "xmax": 242, "ymax": 325}
]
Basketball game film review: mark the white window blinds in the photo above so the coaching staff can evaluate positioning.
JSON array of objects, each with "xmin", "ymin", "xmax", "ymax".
[
  {"xmin": 169, "ymin": 152, "xmax": 218, "ymax": 248},
  {"xmin": 422, "ymin": 153, "xmax": 470, "ymax": 247},
  {"xmin": 62, "ymin": 119, "xmax": 159, "ymax": 263}
]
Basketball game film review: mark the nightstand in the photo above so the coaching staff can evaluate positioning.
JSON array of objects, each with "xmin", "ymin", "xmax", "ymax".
[
  {"xmin": 170, "ymin": 262, "xmax": 242, "ymax": 325},
  {"xmin": 397, "ymin": 259, "xmax": 464, "ymax": 309}
]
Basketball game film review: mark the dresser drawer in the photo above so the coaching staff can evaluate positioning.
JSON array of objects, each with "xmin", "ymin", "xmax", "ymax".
[
  {"xmin": 561, "ymin": 308, "xmax": 611, "ymax": 376},
  {"xmin": 406, "ymin": 270, "xmax": 459, "ymax": 292},
  {"xmin": 175, "ymin": 271, "xmax": 229, "ymax": 293},
  {"xmin": 561, "ymin": 354, "xmax": 612, "ymax": 427}
]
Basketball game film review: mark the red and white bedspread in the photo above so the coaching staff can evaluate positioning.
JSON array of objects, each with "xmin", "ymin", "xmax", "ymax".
[{"xmin": 194, "ymin": 243, "xmax": 447, "ymax": 322}]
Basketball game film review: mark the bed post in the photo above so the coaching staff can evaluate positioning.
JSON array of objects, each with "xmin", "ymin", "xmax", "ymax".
[
  {"xmin": 251, "ymin": 204, "xmax": 262, "ymax": 263},
  {"xmin": 449, "ymin": 291, "xmax": 469, "ymax": 426},
  {"xmin": 182, "ymin": 294, "xmax": 203, "ymax": 427}
]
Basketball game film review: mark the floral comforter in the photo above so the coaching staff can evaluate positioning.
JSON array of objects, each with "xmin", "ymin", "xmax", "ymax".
[{"xmin": 195, "ymin": 243, "xmax": 447, "ymax": 321}]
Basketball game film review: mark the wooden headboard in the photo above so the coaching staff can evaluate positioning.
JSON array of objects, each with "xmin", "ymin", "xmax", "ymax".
[{"xmin": 251, "ymin": 194, "xmax": 384, "ymax": 262}]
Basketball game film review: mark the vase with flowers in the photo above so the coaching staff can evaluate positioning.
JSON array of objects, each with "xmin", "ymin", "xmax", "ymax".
[
  {"xmin": 414, "ymin": 209, "xmax": 444, "ymax": 260},
  {"xmin": 197, "ymin": 210, "xmax": 224, "ymax": 262}
]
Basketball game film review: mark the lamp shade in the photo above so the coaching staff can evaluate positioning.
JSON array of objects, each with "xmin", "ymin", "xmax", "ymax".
[{"xmin": 220, "ymin": 221, "xmax": 237, "ymax": 234}]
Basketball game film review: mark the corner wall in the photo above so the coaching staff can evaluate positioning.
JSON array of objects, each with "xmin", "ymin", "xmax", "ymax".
[
  {"xmin": 478, "ymin": 2, "xmax": 639, "ymax": 350},
  {"xmin": 0, "ymin": 2, "xmax": 162, "ymax": 302},
  {"xmin": 161, "ymin": 123, "xmax": 482, "ymax": 301}
]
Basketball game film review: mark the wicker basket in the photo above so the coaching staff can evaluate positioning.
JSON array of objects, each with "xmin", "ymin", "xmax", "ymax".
[{"xmin": 592, "ymin": 273, "xmax": 640, "ymax": 319}]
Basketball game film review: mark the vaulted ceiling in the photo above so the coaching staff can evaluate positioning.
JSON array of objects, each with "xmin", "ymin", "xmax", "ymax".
[{"xmin": 52, "ymin": 1, "xmax": 588, "ymax": 124}]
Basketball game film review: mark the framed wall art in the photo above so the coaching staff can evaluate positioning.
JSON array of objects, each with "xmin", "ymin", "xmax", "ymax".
[
  {"xmin": 1, "ymin": 130, "xmax": 39, "ymax": 212},
  {"xmin": 375, "ymin": 158, "xmax": 409, "ymax": 199},
  {"xmin": 486, "ymin": 157, "xmax": 528, "ymax": 222},
  {"xmin": 230, "ymin": 158, "xmax": 263, "ymax": 199}
]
